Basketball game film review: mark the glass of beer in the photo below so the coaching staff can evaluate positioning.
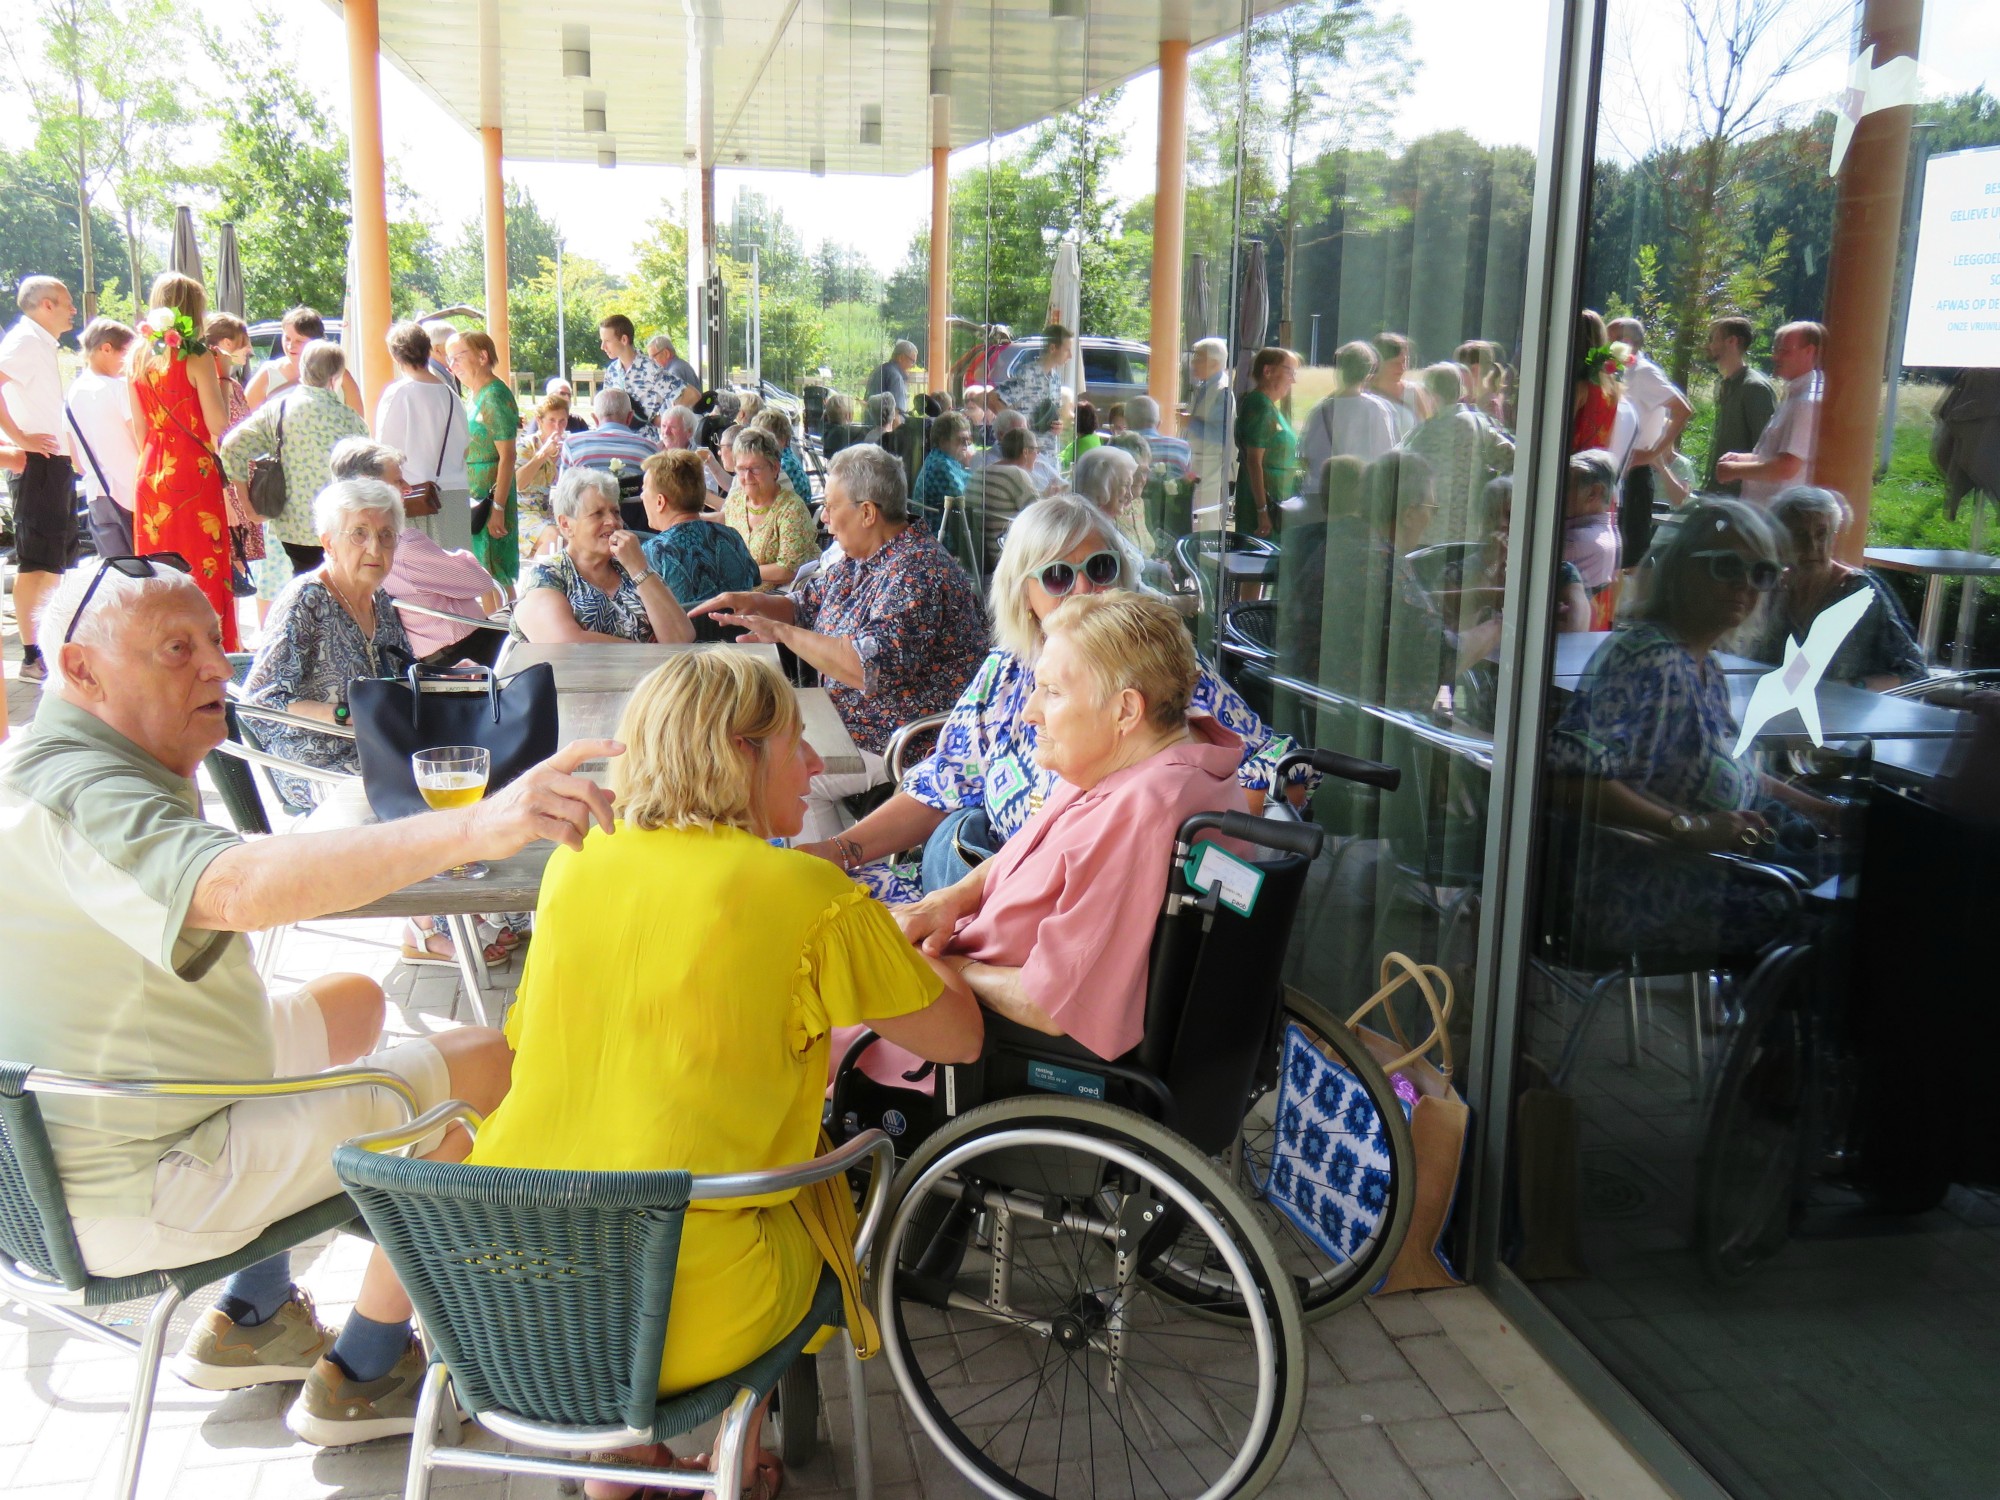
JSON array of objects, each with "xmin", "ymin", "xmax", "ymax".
[{"xmin": 413, "ymin": 746, "xmax": 491, "ymax": 879}]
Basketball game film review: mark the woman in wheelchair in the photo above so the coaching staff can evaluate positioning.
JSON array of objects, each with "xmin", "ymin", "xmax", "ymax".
[
  {"xmin": 795, "ymin": 495, "xmax": 1305, "ymax": 903},
  {"xmin": 464, "ymin": 650, "xmax": 983, "ymax": 1500},
  {"xmin": 890, "ymin": 591, "xmax": 1244, "ymax": 1062}
]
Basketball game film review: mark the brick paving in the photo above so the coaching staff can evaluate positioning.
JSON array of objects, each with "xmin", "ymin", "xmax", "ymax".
[{"xmin": 3, "ymin": 572, "xmax": 1622, "ymax": 1500}]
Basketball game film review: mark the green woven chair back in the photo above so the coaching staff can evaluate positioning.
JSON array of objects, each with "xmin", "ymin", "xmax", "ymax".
[
  {"xmin": 0, "ymin": 1063, "xmax": 93, "ymax": 1289},
  {"xmin": 333, "ymin": 1146, "xmax": 694, "ymax": 1432}
]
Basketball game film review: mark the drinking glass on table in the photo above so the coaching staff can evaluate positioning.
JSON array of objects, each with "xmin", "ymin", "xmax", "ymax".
[{"xmin": 413, "ymin": 746, "xmax": 491, "ymax": 879}]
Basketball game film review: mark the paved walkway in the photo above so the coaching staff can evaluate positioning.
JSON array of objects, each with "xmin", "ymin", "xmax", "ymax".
[{"xmin": 1, "ymin": 569, "xmax": 1673, "ymax": 1500}]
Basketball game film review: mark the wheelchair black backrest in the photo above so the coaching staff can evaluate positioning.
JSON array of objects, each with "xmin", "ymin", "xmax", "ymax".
[{"xmin": 1138, "ymin": 835, "xmax": 1316, "ymax": 1157}]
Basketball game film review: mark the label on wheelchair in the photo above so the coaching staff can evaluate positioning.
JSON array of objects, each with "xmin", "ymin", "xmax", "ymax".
[
  {"xmin": 1184, "ymin": 840, "xmax": 1265, "ymax": 916},
  {"xmin": 1026, "ymin": 1060, "xmax": 1107, "ymax": 1100}
]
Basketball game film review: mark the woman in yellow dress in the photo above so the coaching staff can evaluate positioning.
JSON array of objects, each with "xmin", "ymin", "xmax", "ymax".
[{"xmin": 467, "ymin": 649, "xmax": 982, "ymax": 1500}]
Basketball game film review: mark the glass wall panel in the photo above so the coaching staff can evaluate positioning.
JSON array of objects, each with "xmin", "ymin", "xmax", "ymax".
[{"xmin": 1502, "ymin": 0, "xmax": 2000, "ymax": 1492}]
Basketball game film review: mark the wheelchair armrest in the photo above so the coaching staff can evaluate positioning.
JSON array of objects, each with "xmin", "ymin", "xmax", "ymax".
[
  {"xmin": 1274, "ymin": 746, "xmax": 1400, "ymax": 792},
  {"xmin": 885, "ymin": 712, "xmax": 952, "ymax": 783},
  {"xmin": 343, "ymin": 1098, "xmax": 484, "ymax": 1156},
  {"xmin": 24, "ymin": 1064, "xmax": 420, "ymax": 1121},
  {"xmin": 1178, "ymin": 808, "xmax": 1325, "ymax": 861},
  {"xmin": 211, "ymin": 739, "xmax": 360, "ymax": 784}
]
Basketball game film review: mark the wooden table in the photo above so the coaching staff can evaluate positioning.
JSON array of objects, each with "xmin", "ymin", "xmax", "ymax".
[{"xmin": 1862, "ymin": 548, "xmax": 2000, "ymax": 665}]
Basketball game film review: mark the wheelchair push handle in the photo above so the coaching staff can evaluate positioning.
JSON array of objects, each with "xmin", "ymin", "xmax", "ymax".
[
  {"xmin": 1276, "ymin": 746, "xmax": 1401, "ymax": 792},
  {"xmin": 1179, "ymin": 809, "xmax": 1325, "ymax": 861}
]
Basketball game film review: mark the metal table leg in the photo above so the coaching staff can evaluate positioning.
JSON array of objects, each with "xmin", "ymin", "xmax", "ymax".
[
  {"xmin": 446, "ymin": 913, "xmax": 492, "ymax": 1028},
  {"xmin": 1919, "ymin": 574, "xmax": 1946, "ymax": 663}
]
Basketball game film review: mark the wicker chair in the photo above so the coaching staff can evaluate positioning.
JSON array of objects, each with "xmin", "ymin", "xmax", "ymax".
[
  {"xmin": 334, "ymin": 1104, "xmax": 894, "ymax": 1500},
  {"xmin": 0, "ymin": 1061, "xmax": 418, "ymax": 1500}
]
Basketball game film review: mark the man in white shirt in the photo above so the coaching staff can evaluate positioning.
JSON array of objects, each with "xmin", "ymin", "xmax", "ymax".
[
  {"xmin": 1717, "ymin": 321, "xmax": 1825, "ymax": 505},
  {"xmin": 65, "ymin": 319, "xmax": 142, "ymax": 559},
  {"xmin": 1299, "ymin": 341, "xmax": 1399, "ymax": 504},
  {"xmin": 0, "ymin": 274, "xmax": 79, "ymax": 681},
  {"xmin": 1606, "ymin": 318, "xmax": 1692, "ymax": 565}
]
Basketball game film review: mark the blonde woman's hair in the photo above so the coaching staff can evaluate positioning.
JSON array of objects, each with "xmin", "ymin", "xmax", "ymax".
[
  {"xmin": 613, "ymin": 650, "xmax": 803, "ymax": 834},
  {"xmin": 128, "ymin": 271, "xmax": 208, "ymax": 386},
  {"xmin": 1042, "ymin": 591, "xmax": 1196, "ymax": 733},
  {"xmin": 989, "ymin": 496, "xmax": 1142, "ymax": 660}
]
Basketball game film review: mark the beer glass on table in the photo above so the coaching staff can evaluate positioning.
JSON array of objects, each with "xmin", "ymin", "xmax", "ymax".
[{"xmin": 413, "ymin": 746, "xmax": 491, "ymax": 879}]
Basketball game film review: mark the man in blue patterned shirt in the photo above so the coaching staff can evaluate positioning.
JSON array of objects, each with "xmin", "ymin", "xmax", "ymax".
[{"xmin": 597, "ymin": 314, "xmax": 679, "ymax": 424}]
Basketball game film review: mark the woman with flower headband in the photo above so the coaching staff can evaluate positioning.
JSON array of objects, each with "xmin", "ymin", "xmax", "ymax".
[{"xmin": 128, "ymin": 272, "xmax": 237, "ymax": 648}]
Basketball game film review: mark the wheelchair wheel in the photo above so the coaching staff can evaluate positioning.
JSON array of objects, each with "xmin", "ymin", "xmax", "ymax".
[
  {"xmin": 1226, "ymin": 994, "xmax": 1417, "ymax": 1322},
  {"xmin": 768, "ymin": 1353, "xmax": 820, "ymax": 1466},
  {"xmin": 878, "ymin": 1097, "xmax": 1306, "ymax": 1500},
  {"xmin": 1695, "ymin": 947, "xmax": 1816, "ymax": 1284}
]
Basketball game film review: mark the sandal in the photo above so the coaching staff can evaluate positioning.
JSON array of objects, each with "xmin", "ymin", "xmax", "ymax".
[
  {"xmin": 582, "ymin": 1442, "xmax": 680, "ymax": 1500},
  {"xmin": 477, "ymin": 918, "xmax": 524, "ymax": 954},
  {"xmin": 665, "ymin": 1450, "xmax": 783, "ymax": 1500},
  {"xmin": 401, "ymin": 921, "xmax": 510, "ymax": 969}
]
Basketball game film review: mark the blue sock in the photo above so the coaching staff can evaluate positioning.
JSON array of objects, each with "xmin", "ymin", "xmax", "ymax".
[
  {"xmin": 330, "ymin": 1310, "xmax": 413, "ymax": 1383},
  {"xmin": 216, "ymin": 1254, "xmax": 293, "ymax": 1327}
]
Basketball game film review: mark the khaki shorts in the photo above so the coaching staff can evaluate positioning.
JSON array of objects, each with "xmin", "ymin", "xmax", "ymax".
[{"xmin": 72, "ymin": 990, "xmax": 450, "ymax": 1280}]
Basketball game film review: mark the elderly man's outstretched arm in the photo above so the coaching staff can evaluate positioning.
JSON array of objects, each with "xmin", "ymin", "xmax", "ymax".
[{"xmin": 188, "ymin": 740, "xmax": 621, "ymax": 934}]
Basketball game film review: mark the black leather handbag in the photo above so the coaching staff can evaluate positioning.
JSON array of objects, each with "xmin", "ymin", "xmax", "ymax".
[{"xmin": 348, "ymin": 662, "xmax": 559, "ymax": 822}]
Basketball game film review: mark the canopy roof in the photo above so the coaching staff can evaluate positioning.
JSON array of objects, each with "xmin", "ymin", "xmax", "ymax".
[{"xmin": 331, "ymin": 0, "xmax": 1281, "ymax": 175}]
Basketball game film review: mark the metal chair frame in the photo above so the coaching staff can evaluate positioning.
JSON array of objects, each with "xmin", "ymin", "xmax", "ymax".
[
  {"xmin": 338, "ymin": 1103, "xmax": 894, "ymax": 1500},
  {"xmin": 0, "ymin": 1063, "xmax": 417, "ymax": 1500}
]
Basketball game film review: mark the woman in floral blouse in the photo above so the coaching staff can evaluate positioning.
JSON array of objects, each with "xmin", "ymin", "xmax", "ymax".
[
  {"xmin": 510, "ymin": 468, "xmax": 695, "ymax": 644},
  {"xmin": 791, "ymin": 495, "xmax": 1307, "ymax": 902},
  {"xmin": 721, "ymin": 426, "xmax": 817, "ymax": 586},
  {"xmin": 219, "ymin": 339, "xmax": 368, "ymax": 574}
]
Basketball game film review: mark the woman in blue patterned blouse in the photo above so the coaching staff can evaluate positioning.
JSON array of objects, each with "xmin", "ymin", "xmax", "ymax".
[
  {"xmin": 793, "ymin": 494, "xmax": 1307, "ymax": 902},
  {"xmin": 910, "ymin": 412, "xmax": 972, "ymax": 531}
]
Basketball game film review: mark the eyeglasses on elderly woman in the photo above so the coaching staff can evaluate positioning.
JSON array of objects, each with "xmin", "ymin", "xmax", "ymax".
[
  {"xmin": 1037, "ymin": 551, "xmax": 1121, "ymax": 597},
  {"xmin": 1691, "ymin": 550, "xmax": 1781, "ymax": 591}
]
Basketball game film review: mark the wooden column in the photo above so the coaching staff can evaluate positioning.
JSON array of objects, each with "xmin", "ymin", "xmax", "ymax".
[
  {"xmin": 481, "ymin": 126, "xmax": 510, "ymax": 379},
  {"xmin": 343, "ymin": 0, "xmax": 393, "ymax": 418},
  {"xmin": 1148, "ymin": 39, "xmax": 1191, "ymax": 436},
  {"xmin": 1818, "ymin": 0, "xmax": 1924, "ymax": 563},
  {"xmin": 930, "ymin": 146, "xmax": 952, "ymax": 393}
]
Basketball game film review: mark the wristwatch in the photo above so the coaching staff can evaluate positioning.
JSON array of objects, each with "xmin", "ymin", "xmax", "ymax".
[{"xmin": 333, "ymin": 701, "xmax": 351, "ymax": 726}]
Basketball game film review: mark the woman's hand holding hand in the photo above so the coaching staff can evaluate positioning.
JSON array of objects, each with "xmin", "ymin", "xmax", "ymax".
[{"xmin": 894, "ymin": 882, "xmax": 982, "ymax": 957}]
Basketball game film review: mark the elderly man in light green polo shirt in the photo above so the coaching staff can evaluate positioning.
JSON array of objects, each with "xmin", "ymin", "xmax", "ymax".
[{"xmin": 0, "ymin": 555, "xmax": 622, "ymax": 1447}]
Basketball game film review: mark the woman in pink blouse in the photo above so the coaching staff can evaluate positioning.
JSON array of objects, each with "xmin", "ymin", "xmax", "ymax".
[{"xmin": 896, "ymin": 592, "xmax": 1242, "ymax": 1062}]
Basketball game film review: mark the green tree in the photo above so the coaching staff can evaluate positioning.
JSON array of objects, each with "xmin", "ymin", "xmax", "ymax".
[
  {"xmin": 3, "ymin": 0, "xmax": 192, "ymax": 318},
  {"xmin": 810, "ymin": 241, "xmax": 880, "ymax": 306},
  {"xmin": 615, "ymin": 211, "xmax": 691, "ymax": 351},
  {"xmin": 442, "ymin": 180, "xmax": 563, "ymax": 301},
  {"xmin": 508, "ymin": 254, "xmax": 622, "ymax": 387},
  {"xmin": 0, "ymin": 146, "xmax": 128, "ymax": 306}
]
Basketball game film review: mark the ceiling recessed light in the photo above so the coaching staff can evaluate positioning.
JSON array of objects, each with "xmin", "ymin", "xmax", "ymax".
[
  {"xmin": 561, "ymin": 24, "xmax": 591, "ymax": 77},
  {"xmin": 810, "ymin": 149, "xmax": 827, "ymax": 176},
  {"xmin": 598, "ymin": 145, "xmax": 617, "ymax": 169},
  {"xmin": 583, "ymin": 94, "xmax": 607, "ymax": 133},
  {"xmin": 1050, "ymin": 0, "xmax": 1085, "ymax": 18},
  {"xmin": 859, "ymin": 103, "xmax": 882, "ymax": 146}
]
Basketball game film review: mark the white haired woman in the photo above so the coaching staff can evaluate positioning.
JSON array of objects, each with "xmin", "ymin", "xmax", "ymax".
[
  {"xmin": 220, "ymin": 338, "xmax": 369, "ymax": 575},
  {"xmin": 721, "ymin": 426, "xmax": 817, "ymax": 587},
  {"xmin": 243, "ymin": 479, "xmax": 418, "ymax": 811},
  {"xmin": 794, "ymin": 495, "xmax": 1305, "ymax": 901},
  {"xmin": 1071, "ymin": 443, "xmax": 1153, "ymax": 556},
  {"xmin": 511, "ymin": 468, "xmax": 695, "ymax": 645}
]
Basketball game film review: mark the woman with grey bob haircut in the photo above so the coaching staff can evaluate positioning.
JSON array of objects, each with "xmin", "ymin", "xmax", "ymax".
[
  {"xmin": 794, "ymin": 494, "xmax": 1306, "ymax": 900},
  {"xmin": 1748, "ymin": 485, "xmax": 1923, "ymax": 688},
  {"xmin": 551, "ymin": 465, "xmax": 619, "ymax": 520},
  {"xmin": 826, "ymin": 441, "xmax": 908, "ymax": 524}
]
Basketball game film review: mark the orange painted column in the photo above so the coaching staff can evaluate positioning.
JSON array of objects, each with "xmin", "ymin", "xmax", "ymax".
[
  {"xmin": 930, "ymin": 146, "xmax": 951, "ymax": 393},
  {"xmin": 343, "ymin": 0, "xmax": 394, "ymax": 418},
  {"xmin": 1148, "ymin": 39, "xmax": 1190, "ymax": 436},
  {"xmin": 481, "ymin": 126, "xmax": 511, "ymax": 379},
  {"xmin": 1818, "ymin": 0, "xmax": 1923, "ymax": 563}
]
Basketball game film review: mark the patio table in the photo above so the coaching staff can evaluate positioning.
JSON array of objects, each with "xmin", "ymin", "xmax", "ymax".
[{"xmin": 1862, "ymin": 548, "xmax": 2000, "ymax": 666}]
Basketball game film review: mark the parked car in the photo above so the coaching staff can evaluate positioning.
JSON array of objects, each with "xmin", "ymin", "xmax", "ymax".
[{"xmin": 956, "ymin": 335, "xmax": 1153, "ymax": 410}]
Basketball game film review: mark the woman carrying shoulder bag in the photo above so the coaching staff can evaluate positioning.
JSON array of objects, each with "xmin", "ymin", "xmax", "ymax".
[{"xmin": 376, "ymin": 321, "xmax": 472, "ymax": 551}]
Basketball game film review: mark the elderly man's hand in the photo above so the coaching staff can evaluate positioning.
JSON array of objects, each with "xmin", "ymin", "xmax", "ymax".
[{"xmin": 464, "ymin": 739, "xmax": 624, "ymax": 856}]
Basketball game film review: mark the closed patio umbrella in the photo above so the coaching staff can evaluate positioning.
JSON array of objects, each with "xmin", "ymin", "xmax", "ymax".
[
  {"xmin": 1047, "ymin": 237, "xmax": 1082, "ymax": 396},
  {"xmin": 1185, "ymin": 251, "xmax": 1214, "ymax": 345},
  {"xmin": 1232, "ymin": 239, "xmax": 1269, "ymax": 393},
  {"xmin": 170, "ymin": 205, "xmax": 202, "ymax": 285},
  {"xmin": 215, "ymin": 223, "xmax": 245, "ymax": 319}
]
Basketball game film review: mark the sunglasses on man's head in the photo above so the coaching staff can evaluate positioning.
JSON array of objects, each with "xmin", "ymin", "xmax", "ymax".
[
  {"xmin": 1038, "ymin": 551, "xmax": 1121, "ymax": 597},
  {"xmin": 63, "ymin": 554, "xmax": 192, "ymax": 644},
  {"xmin": 1692, "ymin": 549, "xmax": 1781, "ymax": 592}
]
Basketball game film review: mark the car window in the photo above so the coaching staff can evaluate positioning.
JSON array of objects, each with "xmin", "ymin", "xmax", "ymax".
[
  {"xmin": 1124, "ymin": 350, "xmax": 1148, "ymax": 387},
  {"xmin": 1082, "ymin": 347, "xmax": 1124, "ymax": 387}
]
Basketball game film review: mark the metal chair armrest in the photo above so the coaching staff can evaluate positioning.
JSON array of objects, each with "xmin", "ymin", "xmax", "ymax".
[
  {"xmin": 389, "ymin": 598, "xmax": 512, "ymax": 631},
  {"xmin": 225, "ymin": 688, "xmax": 359, "ymax": 742},
  {"xmin": 344, "ymin": 1098, "xmax": 485, "ymax": 1155},
  {"xmin": 25, "ymin": 1064, "xmax": 419, "ymax": 1121},
  {"xmin": 211, "ymin": 739, "xmax": 360, "ymax": 784},
  {"xmin": 885, "ymin": 712, "xmax": 951, "ymax": 782},
  {"xmin": 690, "ymin": 1130, "xmax": 897, "ymax": 1255}
]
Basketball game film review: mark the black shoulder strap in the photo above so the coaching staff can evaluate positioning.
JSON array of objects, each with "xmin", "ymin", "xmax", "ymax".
[{"xmin": 64, "ymin": 403, "xmax": 112, "ymax": 496}]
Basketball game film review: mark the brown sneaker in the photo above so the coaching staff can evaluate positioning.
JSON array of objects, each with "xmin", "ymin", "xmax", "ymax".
[
  {"xmin": 170, "ymin": 1290, "xmax": 334, "ymax": 1390},
  {"xmin": 285, "ymin": 1337, "xmax": 453, "ymax": 1447}
]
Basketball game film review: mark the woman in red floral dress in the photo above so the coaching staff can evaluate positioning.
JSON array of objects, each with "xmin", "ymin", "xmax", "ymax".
[{"xmin": 128, "ymin": 272, "xmax": 237, "ymax": 649}]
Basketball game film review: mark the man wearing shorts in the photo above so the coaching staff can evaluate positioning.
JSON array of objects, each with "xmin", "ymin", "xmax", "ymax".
[
  {"xmin": 0, "ymin": 275, "xmax": 80, "ymax": 682},
  {"xmin": 0, "ymin": 557, "xmax": 620, "ymax": 1444}
]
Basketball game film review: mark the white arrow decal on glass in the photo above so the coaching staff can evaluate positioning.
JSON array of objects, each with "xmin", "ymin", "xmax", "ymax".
[{"xmin": 1732, "ymin": 587, "xmax": 1876, "ymax": 756}]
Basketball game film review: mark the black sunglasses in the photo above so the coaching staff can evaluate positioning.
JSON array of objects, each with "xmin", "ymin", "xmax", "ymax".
[
  {"xmin": 1038, "ymin": 551, "xmax": 1122, "ymax": 597},
  {"xmin": 63, "ymin": 553, "xmax": 193, "ymax": 644},
  {"xmin": 1691, "ymin": 549, "xmax": 1781, "ymax": 592}
]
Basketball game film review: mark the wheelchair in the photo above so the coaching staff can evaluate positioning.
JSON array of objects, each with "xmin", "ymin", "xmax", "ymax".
[{"xmin": 828, "ymin": 748, "xmax": 1419, "ymax": 1500}]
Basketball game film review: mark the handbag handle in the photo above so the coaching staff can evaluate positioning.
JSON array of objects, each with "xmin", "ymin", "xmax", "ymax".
[
  {"xmin": 1346, "ymin": 952, "xmax": 1455, "ymax": 1079},
  {"xmin": 403, "ymin": 661, "xmax": 502, "ymax": 728}
]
